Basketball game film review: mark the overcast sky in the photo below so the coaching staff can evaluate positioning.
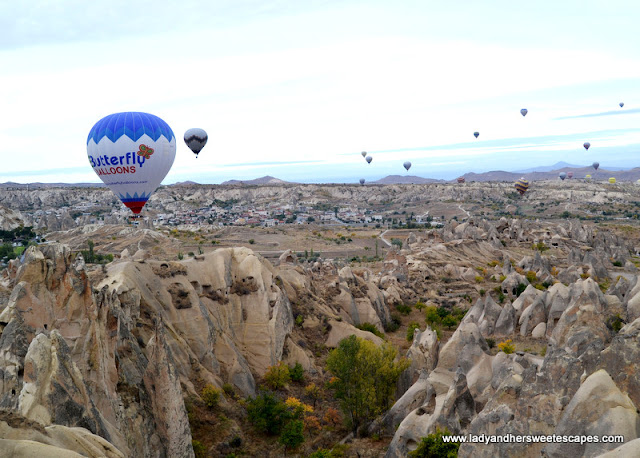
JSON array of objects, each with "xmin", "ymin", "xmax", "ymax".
[{"xmin": 1, "ymin": 0, "xmax": 639, "ymax": 184}]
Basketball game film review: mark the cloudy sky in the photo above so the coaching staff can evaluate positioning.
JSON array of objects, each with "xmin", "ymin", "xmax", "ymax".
[{"xmin": 1, "ymin": 0, "xmax": 639, "ymax": 184}]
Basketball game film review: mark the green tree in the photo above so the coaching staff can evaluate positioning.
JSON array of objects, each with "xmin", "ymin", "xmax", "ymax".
[
  {"xmin": 247, "ymin": 392, "xmax": 291, "ymax": 435},
  {"xmin": 279, "ymin": 419, "xmax": 304, "ymax": 451},
  {"xmin": 326, "ymin": 335, "xmax": 409, "ymax": 436}
]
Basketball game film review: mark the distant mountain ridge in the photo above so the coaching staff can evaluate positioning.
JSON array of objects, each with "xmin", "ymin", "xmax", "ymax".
[
  {"xmin": 515, "ymin": 161, "xmax": 633, "ymax": 173},
  {"xmin": 371, "ymin": 175, "xmax": 444, "ymax": 184},
  {"xmin": 221, "ymin": 175, "xmax": 291, "ymax": 185}
]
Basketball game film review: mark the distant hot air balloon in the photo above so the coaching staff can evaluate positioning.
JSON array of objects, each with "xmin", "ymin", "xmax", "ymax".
[
  {"xmin": 585, "ymin": 174, "xmax": 592, "ymax": 180},
  {"xmin": 359, "ymin": 178, "xmax": 365, "ymax": 185},
  {"xmin": 457, "ymin": 177, "xmax": 466, "ymax": 183},
  {"xmin": 636, "ymin": 179, "xmax": 640, "ymax": 185},
  {"xmin": 514, "ymin": 177, "xmax": 529, "ymax": 195},
  {"xmin": 592, "ymin": 162, "xmax": 599, "ymax": 171},
  {"xmin": 184, "ymin": 128, "xmax": 208, "ymax": 158},
  {"xmin": 583, "ymin": 142, "xmax": 590, "ymax": 150},
  {"xmin": 366, "ymin": 155, "xmax": 372, "ymax": 164},
  {"xmin": 403, "ymin": 161, "xmax": 412, "ymax": 171},
  {"xmin": 520, "ymin": 108, "xmax": 528, "ymax": 117},
  {"xmin": 559, "ymin": 172, "xmax": 567, "ymax": 181},
  {"xmin": 609, "ymin": 177, "xmax": 616, "ymax": 184},
  {"xmin": 620, "ymin": 102, "xmax": 624, "ymax": 108},
  {"xmin": 361, "ymin": 151, "xmax": 367, "ymax": 158},
  {"xmin": 473, "ymin": 132, "xmax": 479, "ymax": 138},
  {"xmin": 87, "ymin": 112, "xmax": 176, "ymax": 214},
  {"xmin": 567, "ymin": 171, "xmax": 573, "ymax": 179}
]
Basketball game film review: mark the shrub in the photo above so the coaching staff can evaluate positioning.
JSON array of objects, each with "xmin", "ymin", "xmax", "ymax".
[
  {"xmin": 442, "ymin": 315, "xmax": 457, "ymax": 330},
  {"xmin": 475, "ymin": 275, "xmax": 484, "ymax": 283},
  {"xmin": 487, "ymin": 260, "xmax": 499, "ymax": 267},
  {"xmin": 498, "ymin": 292, "xmax": 505, "ymax": 304},
  {"xmin": 247, "ymin": 392, "xmax": 291, "ymax": 435},
  {"xmin": 289, "ymin": 362, "xmax": 304, "ymax": 383},
  {"xmin": 425, "ymin": 306, "xmax": 440, "ymax": 326},
  {"xmin": 304, "ymin": 383, "xmax": 321, "ymax": 408},
  {"xmin": 264, "ymin": 362, "xmax": 291, "ymax": 390},
  {"xmin": 356, "ymin": 322, "xmax": 385, "ymax": 338},
  {"xmin": 409, "ymin": 427, "xmax": 461, "ymax": 457},
  {"xmin": 499, "ymin": 275, "xmax": 506, "ymax": 282},
  {"xmin": 415, "ymin": 300, "xmax": 426, "ymax": 311},
  {"xmin": 498, "ymin": 339, "xmax": 515, "ymax": 354},
  {"xmin": 525, "ymin": 271, "xmax": 538, "ymax": 283},
  {"xmin": 308, "ymin": 450, "xmax": 333, "ymax": 458},
  {"xmin": 248, "ymin": 239, "xmax": 255, "ymax": 244},
  {"xmin": 479, "ymin": 289, "xmax": 486, "ymax": 296},
  {"xmin": 384, "ymin": 314, "xmax": 401, "ymax": 332},
  {"xmin": 406, "ymin": 322, "xmax": 421, "ymax": 342},
  {"xmin": 540, "ymin": 346, "xmax": 547, "ymax": 357},
  {"xmin": 295, "ymin": 314, "xmax": 304, "ymax": 326},
  {"xmin": 396, "ymin": 304, "xmax": 412, "ymax": 315},
  {"xmin": 279, "ymin": 419, "xmax": 304, "ymax": 450},
  {"xmin": 192, "ymin": 440, "xmax": 206, "ymax": 458},
  {"xmin": 612, "ymin": 260, "xmax": 623, "ymax": 267},
  {"xmin": 486, "ymin": 338, "xmax": 495, "ymax": 349},
  {"xmin": 222, "ymin": 383, "xmax": 235, "ymax": 397},
  {"xmin": 201, "ymin": 384, "xmax": 221, "ymax": 408},
  {"xmin": 515, "ymin": 283, "xmax": 527, "ymax": 297}
]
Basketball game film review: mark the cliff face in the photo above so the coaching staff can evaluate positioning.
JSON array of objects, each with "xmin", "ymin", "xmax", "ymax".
[{"xmin": 0, "ymin": 244, "xmax": 300, "ymax": 457}]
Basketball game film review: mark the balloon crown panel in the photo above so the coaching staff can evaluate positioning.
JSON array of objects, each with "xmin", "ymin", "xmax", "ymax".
[{"xmin": 87, "ymin": 112, "xmax": 175, "ymax": 145}]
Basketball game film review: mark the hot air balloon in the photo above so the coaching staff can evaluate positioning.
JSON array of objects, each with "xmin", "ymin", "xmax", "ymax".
[
  {"xmin": 514, "ymin": 177, "xmax": 529, "ymax": 195},
  {"xmin": 567, "ymin": 171, "xmax": 573, "ymax": 179},
  {"xmin": 403, "ymin": 161, "xmax": 412, "ymax": 171},
  {"xmin": 592, "ymin": 162, "xmax": 599, "ymax": 171},
  {"xmin": 87, "ymin": 112, "xmax": 176, "ymax": 214},
  {"xmin": 636, "ymin": 179, "xmax": 640, "ymax": 185},
  {"xmin": 520, "ymin": 108, "xmax": 528, "ymax": 117},
  {"xmin": 609, "ymin": 177, "xmax": 616, "ymax": 184},
  {"xmin": 366, "ymin": 155, "xmax": 372, "ymax": 164},
  {"xmin": 359, "ymin": 178, "xmax": 365, "ymax": 185},
  {"xmin": 361, "ymin": 151, "xmax": 367, "ymax": 158},
  {"xmin": 184, "ymin": 128, "xmax": 208, "ymax": 158},
  {"xmin": 583, "ymin": 142, "xmax": 590, "ymax": 150},
  {"xmin": 457, "ymin": 177, "xmax": 466, "ymax": 183},
  {"xmin": 585, "ymin": 174, "xmax": 592, "ymax": 180},
  {"xmin": 559, "ymin": 172, "xmax": 567, "ymax": 181},
  {"xmin": 620, "ymin": 102, "xmax": 624, "ymax": 108},
  {"xmin": 473, "ymin": 132, "xmax": 479, "ymax": 138}
]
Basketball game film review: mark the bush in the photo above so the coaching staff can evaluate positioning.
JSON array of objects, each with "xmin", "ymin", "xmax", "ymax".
[
  {"xmin": 475, "ymin": 275, "xmax": 484, "ymax": 283},
  {"xmin": 247, "ymin": 392, "xmax": 291, "ymax": 435},
  {"xmin": 613, "ymin": 260, "xmax": 623, "ymax": 267},
  {"xmin": 264, "ymin": 362, "xmax": 291, "ymax": 390},
  {"xmin": 515, "ymin": 283, "xmax": 527, "ymax": 297},
  {"xmin": 305, "ymin": 383, "xmax": 321, "ymax": 408},
  {"xmin": 384, "ymin": 314, "xmax": 401, "ymax": 333},
  {"xmin": 356, "ymin": 322, "xmax": 385, "ymax": 338},
  {"xmin": 409, "ymin": 427, "xmax": 461, "ymax": 457},
  {"xmin": 442, "ymin": 315, "xmax": 457, "ymax": 329},
  {"xmin": 525, "ymin": 271, "xmax": 538, "ymax": 283},
  {"xmin": 248, "ymin": 239, "xmax": 255, "ymax": 244},
  {"xmin": 486, "ymin": 338, "xmax": 495, "ymax": 349},
  {"xmin": 498, "ymin": 339, "xmax": 515, "ymax": 354},
  {"xmin": 222, "ymin": 383, "xmax": 235, "ymax": 397},
  {"xmin": 192, "ymin": 439, "xmax": 207, "ymax": 458},
  {"xmin": 425, "ymin": 306, "xmax": 440, "ymax": 325},
  {"xmin": 415, "ymin": 300, "xmax": 426, "ymax": 311},
  {"xmin": 279, "ymin": 419, "xmax": 305, "ymax": 450},
  {"xmin": 308, "ymin": 450, "xmax": 333, "ymax": 458},
  {"xmin": 289, "ymin": 362, "xmax": 304, "ymax": 383},
  {"xmin": 479, "ymin": 289, "xmax": 486, "ymax": 296},
  {"xmin": 201, "ymin": 384, "xmax": 221, "ymax": 408},
  {"xmin": 396, "ymin": 304, "xmax": 412, "ymax": 315},
  {"xmin": 406, "ymin": 322, "xmax": 421, "ymax": 342}
]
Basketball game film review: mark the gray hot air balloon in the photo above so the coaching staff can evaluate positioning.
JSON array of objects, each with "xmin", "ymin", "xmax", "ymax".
[
  {"xmin": 520, "ymin": 108, "xmax": 528, "ymax": 117},
  {"xmin": 559, "ymin": 172, "xmax": 567, "ymax": 181},
  {"xmin": 473, "ymin": 132, "xmax": 479, "ymax": 138},
  {"xmin": 583, "ymin": 142, "xmax": 590, "ymax": 150},
  {"xmin": 184, "ymin": 128, "xmax": 208, "ymax": 158},
  {"xmin": 359, "ymin": 178, "xmax": 365, "ymax": 185},
  {"xmin": 366, "ymin": 155, "xmax": 372, "ymax": 164},
  {"xmin": 403, "ymin": 161, "xmax": 411, "ymax": 171},
  {"xmin": 620, "ymin": 102, "xmax": 624, "ymax": 108},
  {"xmin": 361, "ymin": 151, "xmax": 367, "ymax": 158},
  {"xmin": 592, "ymin": 162, "xmax": 599, "ymax": 170}
]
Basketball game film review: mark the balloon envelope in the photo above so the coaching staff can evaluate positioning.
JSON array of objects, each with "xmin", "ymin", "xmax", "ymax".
[
  {"xmin": 520, "ymin": 108, "xmax": 528, "ymax": 117},
  {"xmin": 457, "ymin": 177, "xmax": 465, "ymax": 183},
  {"xmin": 609, "ymin": 177, "xmax": 616, "ymax": 184},
  {"xmin": 87, "ymin": 112, "xmax": 176, "ymax": 214},
  {"xmin": 592, "ymin": 162, "xmax": 599, "ymax": 170},
  {"xmin": 583, "ymin": 142, "xmax": 590, "ymax": 150},
  {"xmin": 366, "ymin": 155, "xmax": 372, "ymax": 164},
  {"xmin": 567, "ymin": 171, "xmax": 573, "ymax": 179},
  {"xmin": 620, "ymin": 102, "xmax": 624, "ymax": 107},
  {"xmin": 514, "ymin": 178, "xmax": 529, "ymax": 195},
  {"xmin": 361, "ymin": 151, "xmax": 367, "ymax": 157},
  {"xmin": 184, "ymin": 128, "xmax": 208, "ymax": 157},
  {"xmin": 585, "ymin": 174, "xmax": 592, "ymax": 180},
  {"xmin": 403, "ymin": 161, "xmax": 411, "ymax": 171},
  {"xmin": 359, "ymin": 178, "xmax": 365, "ymax": 185},
  {"xmin": 473, "ymin": 132, "xmax": 479, "ymax": 138},
  {"xmin": 559, "ymin": 172, "xmax": 566, "ymax": 180}
]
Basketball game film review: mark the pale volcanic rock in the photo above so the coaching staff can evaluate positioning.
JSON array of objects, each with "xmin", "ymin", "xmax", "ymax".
[
  {"xmin": 543, "ymin": 369, "xmax": 639, "ymax": 457},
  {"xmin": 510, "ymin": 285, "xmax": 543, "ymax": 321},
  {"xmin": 531, "ymin": 322, "xmax": 546, "ymax": 339},
  {"xmin": 0, "ymin": 206, "xmax": 24, "ymax": 231},
  {"xmin": 324, "ymin": 319, "xmax": 383, "ymax": 348},
  {"xmin": 519, "ymin": 294, "xmax": 547, "ymax": 337},
  {"xmin": 594, "ymin": 438, "xmax": 640, "ymax": 457}
]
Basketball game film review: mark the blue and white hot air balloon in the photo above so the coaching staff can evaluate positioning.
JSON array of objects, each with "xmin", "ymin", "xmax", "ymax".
[{"xmin": 87, "ymin": 112, "xmax": 176, "ymax": 214}]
